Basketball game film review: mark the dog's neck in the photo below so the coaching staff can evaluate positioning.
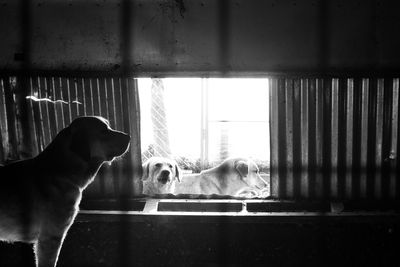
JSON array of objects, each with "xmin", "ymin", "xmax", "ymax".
[
  {"xmin": 36, "ymin": 131, "xmax": 104, "ymax": 190},
  {"xmin": 143, "ymin": 180, "xmax": 175, "ymax": 195}
]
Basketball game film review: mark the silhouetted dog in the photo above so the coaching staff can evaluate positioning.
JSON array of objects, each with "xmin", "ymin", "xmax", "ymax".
[{"xmin": 0, "ymin": 116, "xmax": 130, "ymax": 267}]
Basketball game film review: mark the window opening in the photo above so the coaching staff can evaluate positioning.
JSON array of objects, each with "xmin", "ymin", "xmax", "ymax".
[{"xmin": 138, "ymin": 78, "xmax": 270, "ymax": 198}]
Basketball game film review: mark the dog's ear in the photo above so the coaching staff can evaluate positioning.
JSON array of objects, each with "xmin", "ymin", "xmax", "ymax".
[
  {"xmin": 235, "ymin": 160, "xmax": 249, "ymax": 178},
  {"xmin": 175, "ymin": 164, "xmax": 182, "ymax": 182},
  {"xmin": 70, "ymin": 131, "xmax": 91, "ymax": 162},
  {"xmin": 142, "ymin": 161, "xmax": 150, "ymax": 181}
]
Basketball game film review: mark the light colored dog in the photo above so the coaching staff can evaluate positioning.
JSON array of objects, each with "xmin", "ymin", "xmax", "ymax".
[
  {"xmin": 142, "ymin": 157, "xmax": 181, "ymax": 195},
  {"xmin": 174, "ymin": 157, "xmax": 268, "ymax": 197},
  {"xmin": 0, "ymin": 116, "xmax": 130, "ymax": 267}
]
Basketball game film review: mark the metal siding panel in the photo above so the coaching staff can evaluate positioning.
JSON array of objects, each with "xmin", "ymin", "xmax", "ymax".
[
  {"xmin": 93, "ymin": 78, "xmax": 101, "ymax": 116},
  {"xmin": 375, "ymin": 79, "xmax": 384, "ymax": 199},
  {"xmin": 307, "ymin": 79, "xmax": 317, "ymax": 198},
  {"xmin": 58, "ymin": 77, "xmax": 68, "ymax": 126},
  {"xmin": 46, "ymin": 77, "xmax": 58, "ymax": 140},
  {"xmin": 114, "ymin": 78, "xmax": 124, "ymax": 131},
  {"xmin": 285, "ymin": 79, "xmax": 294, "ymax": 198},
  {"xmin": 315, "ymin": 79, "xmax": 324, "ymax": 199},
  {"xmin": 76, "ymin": 78, "xmax": 85, "ymax": 116},
  {"xmin": 13, "ymin": 77, "xmax": 25, "ymax": 157},
  {"xmin": 336, "ymin": 79, "xmax": 347, "ymax": 199},
  {"xmin": 300, "ymin": 79, "xmax": 309, "ymax": 198},
  {"xmin": 293, "ymin": 79, "xmax": 302, "ymax": 198},
  {"xmin": 68, "ymin": 78, "xmax": 78, "ymax": 119},
  {"xmin": 277, "ymin": 78, "xmax": 287, "ymax": 198},
  {"xmin": 351, "ymin": 79, "xmax": 362, "ymax": 199},
  {"xmin": 360, "ymin": 78, "xmax": 369, "ymax": 199},
  {"xmin": 269, "ymin": 78, "xmax": 279, "ymax": 198},
  {"xmin": 129, "ymin": 78, "xmax": 144, "ymax": 196},
  {"xmin": 381, "ymin": 79, "xmax": 393, "ymax": 199},
  {"xmin": 271, "ymin": 76, "xmax": 400, "ymax": 200},
  {"xmin": 61, "ymin": 77, "xmax": 72, "ymax": 125},
  {"xmin": 345, "ymin": 79, "xmax": 354, "ymax": 199},
  {"xmin": 391, "ymin": 78, "xmax": 399, "ymax": 199},
  {"xmin": 53, "ymin": 77, "xmax": 65, "ymax": 131},
  {"xmin": 107, "ymin": 78, "xmax": 117, "ymax": 128},
  {"xmin": 366, "ymin": 80, "xmax": 378, "ymax": 198},
  {"xmin": 30, "ymin": 77, "xmax": 44, "ymax": 152},
  {"xmin": 99, "ymin": 77, "xmax": 109, "ymax": 119},
  {"xmin": 29, "ymin": 78, "xmax": 39, "ymax": 152},
  {"xmin": 0, "ymin": 78, "xmax": 7, "ymax": 161},
  {"xmin": 3, "ymin": 77, "xmax": 18, "ymax": 159},
  {"xmin": 26, "ymin": 78, "xmax": 39, "ymax": 156},
  {"xmin": 331, "ymin": 78, "xmax": 339, "ymax": 198},
  {"xmin": 83, "ymin": 78, "xmax": 94, "ymax": 116},
  {"xmin": 322, "ymin": 79, "xmax": 332, "ymax": 199},
  {"xmin": 38, "ymin": 77, "xmax": 51, "ymax": 146},
  {"xmin": 13, "ymin": 79, "xmax": 24, "ymax": 156}
]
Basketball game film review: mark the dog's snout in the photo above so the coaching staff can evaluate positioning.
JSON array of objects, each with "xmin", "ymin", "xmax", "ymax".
[
  {"xmin": 112, "ymin": 132, "xmax": 130, "ymax": 154},
  {"xmin": 117, "ymin": 132, "xmax": 130, "ymax": 144},
  {"xmin": 158, "ymin": 170, "xmax": 171, "ymax": 184},
  {"xmin": 160, "ymin": 170, "xmax": 170, "ymax": 177}
]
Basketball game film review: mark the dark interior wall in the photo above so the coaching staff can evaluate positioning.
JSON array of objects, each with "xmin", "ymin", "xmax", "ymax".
[
  {"xmin": 0, "ymin": 0, "xmax": 121, "ymax": 72},
  {"xmin": 1, "ymin": 0, "xmax": 400, "ymax": 75}
]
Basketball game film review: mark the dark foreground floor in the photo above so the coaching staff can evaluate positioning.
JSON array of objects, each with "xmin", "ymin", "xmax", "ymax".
[{"xmin": 1, "ymin": 213, "xmax": 399, "ymax": 267}]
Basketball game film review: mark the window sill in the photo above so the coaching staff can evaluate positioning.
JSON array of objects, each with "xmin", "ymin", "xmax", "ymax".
[{"xmin": 77, "ymin": 199, "xmax": 400, "ymax": 223}]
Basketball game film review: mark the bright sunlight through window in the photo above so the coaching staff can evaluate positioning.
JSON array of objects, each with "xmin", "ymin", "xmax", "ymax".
[{"xmin": 138, "ymin": 78, "xmax": 270, "ymax": 197}]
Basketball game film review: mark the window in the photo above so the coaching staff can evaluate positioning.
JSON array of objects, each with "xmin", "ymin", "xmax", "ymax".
[{"xmin": 138, "ymin": 78, "xmax": 270, "ymax": 197}]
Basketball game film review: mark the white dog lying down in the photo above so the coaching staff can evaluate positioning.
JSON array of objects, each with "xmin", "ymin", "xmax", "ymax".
[
  {"xmin": 0, "ymin": 116, "xmax": 130, "ymax": 267},
  {"xmin": 142, "ymin": 157, "xmax": 181, "ymax": 195},
  {"xmin": 174, "ymin": 157, "xmax": 269, "ymax": 197}
]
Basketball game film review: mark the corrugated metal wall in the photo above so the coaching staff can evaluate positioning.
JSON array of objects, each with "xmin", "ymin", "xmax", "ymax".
[
  {"xmin": 3, "ymin": 75, "xmax": 400, "ymax": 200},
  {"xmin": 270, "ymin": 77, "xmax": 400, "ymax": 200},
  {"xmin": 0, "ymin": 75, "xmax": 142, "ymax": 198}
]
